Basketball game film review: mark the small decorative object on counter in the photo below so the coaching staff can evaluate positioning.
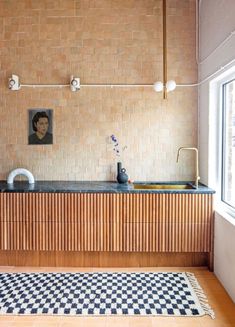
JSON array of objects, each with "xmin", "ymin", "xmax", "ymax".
[
  {"xmin": 117, "ymin": 162, "xmax": 128, "ymax": 184},
  {"xmin": 7, "ymin": 168, "xmax": 35, "ymax": 185}
]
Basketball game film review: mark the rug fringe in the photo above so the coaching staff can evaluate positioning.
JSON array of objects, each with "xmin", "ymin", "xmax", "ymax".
[{"xmin": 186, "ymin": 272, "xmax": 215, "ymax": 319}]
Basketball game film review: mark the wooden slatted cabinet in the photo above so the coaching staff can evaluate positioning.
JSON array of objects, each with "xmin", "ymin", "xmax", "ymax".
[{"xmin": 0, "ymin": 192, "xmax": 214, "ymax": 268}]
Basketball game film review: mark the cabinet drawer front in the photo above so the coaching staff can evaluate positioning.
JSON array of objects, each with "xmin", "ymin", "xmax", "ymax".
[
  {"xmin": 122, "ymin": 193, "xmax": 213, "ymax": 224},
  {"xmin": 123, "ymin": 222, "xmax": 211, "ymax": 252},
  {"xmin": 0, "ymin": 221, "xmax": 122, "ymax": 252}
]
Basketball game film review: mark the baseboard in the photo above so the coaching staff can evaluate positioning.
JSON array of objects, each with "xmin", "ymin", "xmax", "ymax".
[{"xmin": 0, "ymin": 251, "xmax": 209, "ymax": 268}]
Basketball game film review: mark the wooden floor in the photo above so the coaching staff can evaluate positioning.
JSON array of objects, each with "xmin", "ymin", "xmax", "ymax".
[{"xmin": 0, "ymin": 267, "xmax": 234, "ymax": 327}]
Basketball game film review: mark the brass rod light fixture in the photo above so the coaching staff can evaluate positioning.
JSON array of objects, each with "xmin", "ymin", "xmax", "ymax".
[
  {"xmin": 153, "ymin": 0, "xmax": 176, "ymax": 98},
  {"xmin": 163, "ymin": 0, "xmax": 167, "ymax": 99}
]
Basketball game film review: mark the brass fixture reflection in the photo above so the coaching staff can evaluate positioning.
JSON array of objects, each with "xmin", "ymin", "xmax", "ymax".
[{"xmin": 176, "ymin": 147, "xmax": 200, "ymax": 188}]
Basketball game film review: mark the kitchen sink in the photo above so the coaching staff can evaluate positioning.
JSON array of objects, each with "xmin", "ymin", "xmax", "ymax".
[{"xmin": 133, "ymin": 183, "xmax": 195, "ymax": 190}]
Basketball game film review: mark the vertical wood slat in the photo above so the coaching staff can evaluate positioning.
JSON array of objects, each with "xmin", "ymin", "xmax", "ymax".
[{"xmin": 0, "ymin": 192, "xmax": 213, "ymax": 253}]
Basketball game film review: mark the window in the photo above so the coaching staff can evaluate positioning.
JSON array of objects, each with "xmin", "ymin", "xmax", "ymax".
[{"xmin": 222, "ymin": 79, "xmax": 235, "ymax": 209}]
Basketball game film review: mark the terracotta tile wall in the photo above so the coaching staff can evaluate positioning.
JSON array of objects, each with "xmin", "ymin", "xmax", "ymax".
[{"xmin": 0, "ymin": 0, "xmax": 197, "ymax": 181}]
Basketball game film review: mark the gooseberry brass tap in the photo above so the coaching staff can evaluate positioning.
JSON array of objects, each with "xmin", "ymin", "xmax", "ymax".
[{"xmin": 176, "ymin": 147, "xmax": 200, "ymax": 188}]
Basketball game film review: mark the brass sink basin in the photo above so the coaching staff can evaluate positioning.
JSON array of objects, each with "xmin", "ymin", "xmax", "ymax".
[{"xmin": 133, "ymin": 183, "xmax": 195, "ymax": 190}]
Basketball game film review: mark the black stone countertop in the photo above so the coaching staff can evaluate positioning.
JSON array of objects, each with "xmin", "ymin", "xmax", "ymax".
[{"xmin": 0, "ymin": 181, "xmax": 215, "ymax": 194}]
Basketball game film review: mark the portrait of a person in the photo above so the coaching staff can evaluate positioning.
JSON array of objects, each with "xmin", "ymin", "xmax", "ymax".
[{"xmin": 28, "ymin": 110, "xmax": 53, "ymax": 145}]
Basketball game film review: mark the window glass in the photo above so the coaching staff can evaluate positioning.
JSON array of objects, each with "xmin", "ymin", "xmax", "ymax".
[{"xmin": 222, "ymin": 79, "xmax": 235, "ymax": 209}]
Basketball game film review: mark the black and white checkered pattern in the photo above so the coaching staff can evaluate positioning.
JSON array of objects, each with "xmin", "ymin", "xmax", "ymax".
[{"xmin": 0, "ymin": 272, "xmax": 203, "ymax": 316}]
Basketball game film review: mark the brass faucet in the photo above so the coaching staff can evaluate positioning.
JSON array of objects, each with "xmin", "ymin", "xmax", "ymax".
[{"xmin": 176, "ymin": 147, "xmax": 200, "ymax": 188}]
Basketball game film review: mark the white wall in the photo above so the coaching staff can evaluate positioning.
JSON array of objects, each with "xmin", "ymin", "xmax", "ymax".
[
  {"xmin": 199, "ymin": 0, "xmax": 235, "ymax": 302},
  {"xmin": 214, "ymin": 212, "xmax": 235, "ymax": 302}
]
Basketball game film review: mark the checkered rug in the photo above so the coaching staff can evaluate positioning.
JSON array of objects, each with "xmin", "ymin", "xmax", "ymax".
[{"xmin": 0, "ymin": 272, "xmax": 214, "ymax": 318}]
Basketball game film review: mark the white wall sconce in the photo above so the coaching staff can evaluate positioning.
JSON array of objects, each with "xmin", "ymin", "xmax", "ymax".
[
  {"xmin": 166, "ymin": 80, "xmax": 176, "ymax": 92},
  {"xmin": 8, "ymin": 74, "xmax": 21, "ymax": 91},
  {"xmin": 70, "ymin": 76, "xmax": 80, "ymax": 92},
  {"xmin": 153, "ymin": 81, "xmax": 164, "ymax": 92}
]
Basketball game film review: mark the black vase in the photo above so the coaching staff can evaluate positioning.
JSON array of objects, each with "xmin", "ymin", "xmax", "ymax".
[{"xmin": 117, "ymin": 162, "xmax": 128, "ymax": 184}]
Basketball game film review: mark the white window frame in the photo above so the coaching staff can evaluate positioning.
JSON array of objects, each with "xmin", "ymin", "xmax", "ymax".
[
  {"xmin": 209, "ymin": 67, "xmax": 235, "ymax": 218},
  {"xmin": 221, "ymin": 78, "xmax": 235, "ymax": 211}
]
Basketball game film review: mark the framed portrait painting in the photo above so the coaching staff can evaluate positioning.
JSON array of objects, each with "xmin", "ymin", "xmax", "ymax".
[{"xmin": 28, "ymin": 109, "xmax": 53, "ymax": 145}]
